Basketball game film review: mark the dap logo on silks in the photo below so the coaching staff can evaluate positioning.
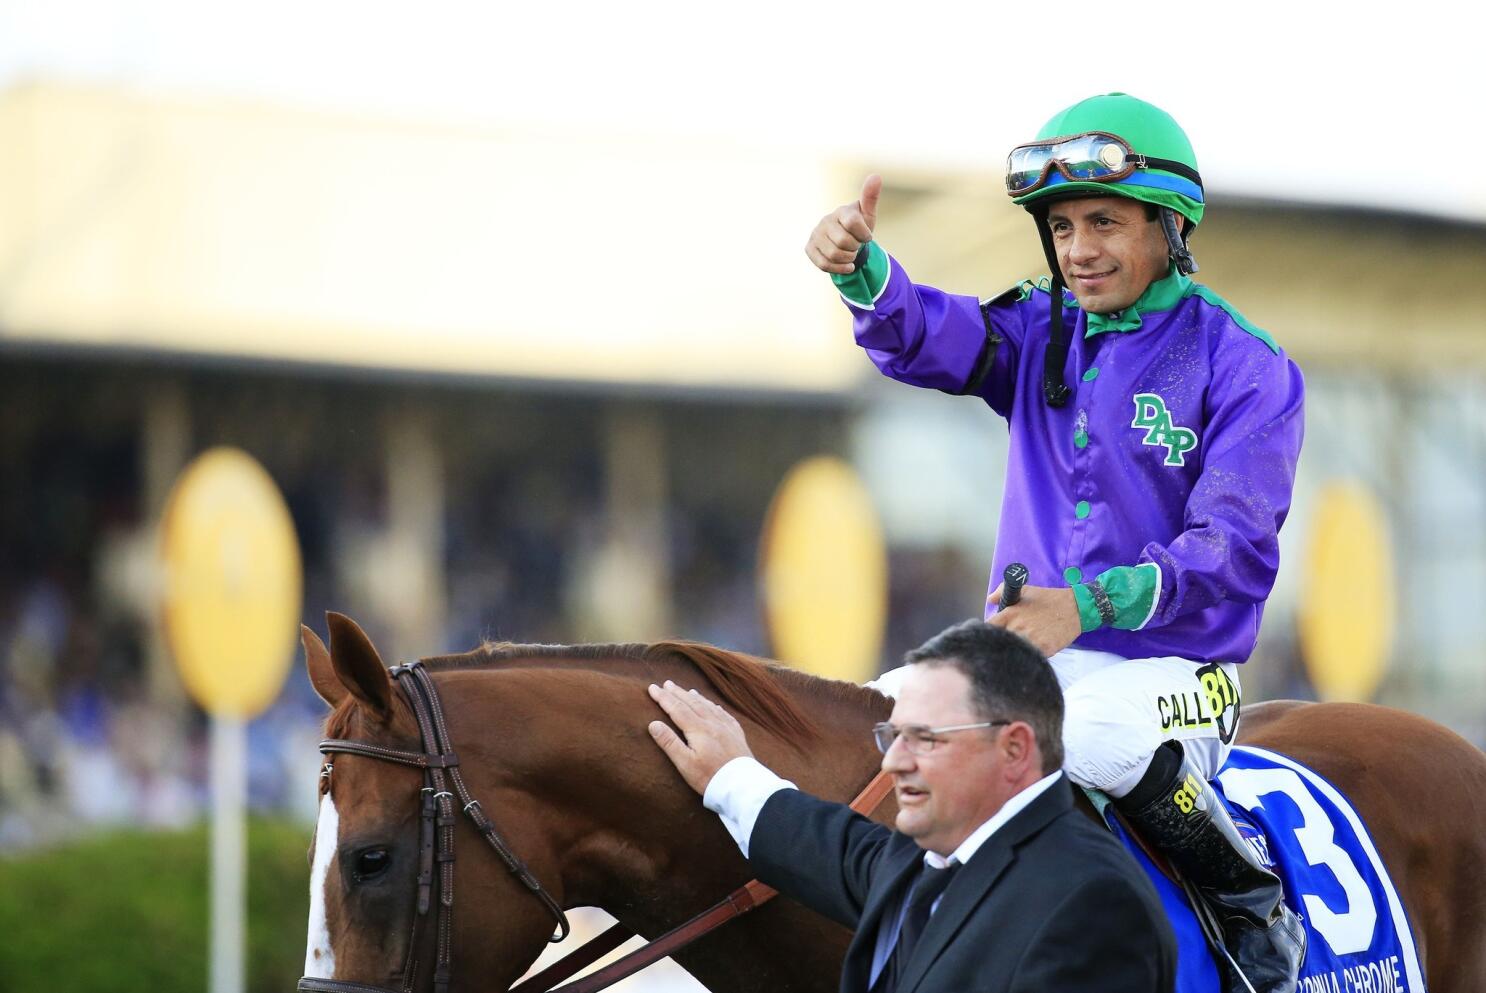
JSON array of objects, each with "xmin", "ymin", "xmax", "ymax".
[{"xmin": 1131, "ymin": 393, "xmax": 1198, "ymax": 467}]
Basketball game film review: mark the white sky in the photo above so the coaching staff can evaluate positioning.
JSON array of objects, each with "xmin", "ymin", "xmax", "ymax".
[{"xmin": 1, "ymin": 0, "xmax": 1483, "ymax": 221}]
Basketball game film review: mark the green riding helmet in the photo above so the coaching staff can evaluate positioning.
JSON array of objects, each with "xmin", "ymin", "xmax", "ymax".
[{"xmin": 1009, "ymin": 92, "xmax": 1205, "ymax": 229}]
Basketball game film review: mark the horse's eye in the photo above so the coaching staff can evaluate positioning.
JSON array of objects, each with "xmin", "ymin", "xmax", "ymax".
[{"xmin": 354, "ymin": 848, "xmax": 390, "ymax": 882}]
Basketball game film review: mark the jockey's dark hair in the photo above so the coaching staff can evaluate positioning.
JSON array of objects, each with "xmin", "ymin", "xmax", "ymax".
[{"xmin": 904, "ymin": 620, "xmax": 1065, "ymax": 774}]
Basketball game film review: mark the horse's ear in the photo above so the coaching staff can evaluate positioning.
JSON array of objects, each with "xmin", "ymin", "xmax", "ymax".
[
  {"xmin": 302, "ymin": 624, "xmax": 346, "ymax": 708},
  {"xmin": 325, "ymin": 612, "xmax": 394, "ymax": 717}
]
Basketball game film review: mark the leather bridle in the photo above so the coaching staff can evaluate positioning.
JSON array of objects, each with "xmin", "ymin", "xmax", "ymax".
[{"xmin": 299, "ymin": 661, "xmax": 571, "ymax": 993}]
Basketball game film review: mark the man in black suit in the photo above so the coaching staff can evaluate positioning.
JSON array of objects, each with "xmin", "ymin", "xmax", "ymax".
[{"xmin": 647, "ymin": 620, "xmax": 1175, "ymax": 992}]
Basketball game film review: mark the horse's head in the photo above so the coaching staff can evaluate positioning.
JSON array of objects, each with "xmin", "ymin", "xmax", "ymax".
[{"xmin": 299, "ymin": 613, "xmax": 567, "ymax": 993}]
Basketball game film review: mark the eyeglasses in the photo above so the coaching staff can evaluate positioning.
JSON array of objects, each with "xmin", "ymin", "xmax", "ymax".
[
  {"xmin": 872, "ymin": 720, "xmax": 1009, "ymax": 755},
  {"xmin": 1005, "ymin": 130, "xmax": 1202, "ymax": 197}
]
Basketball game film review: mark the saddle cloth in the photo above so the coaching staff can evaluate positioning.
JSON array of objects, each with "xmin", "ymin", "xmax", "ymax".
[{"xmin": 1105, "ymin": 745, "xmax": 1427, "ymax": 993}]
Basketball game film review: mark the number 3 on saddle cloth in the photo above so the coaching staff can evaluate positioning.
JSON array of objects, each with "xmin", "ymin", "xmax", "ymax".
[{"xmin": 1099, "ymin": 746, "xmax": 1427, "ymax": 993}]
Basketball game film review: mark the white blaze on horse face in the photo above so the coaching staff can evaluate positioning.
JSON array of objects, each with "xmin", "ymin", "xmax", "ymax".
[{"xmin": 305, "ymin": 793, "xmax": 339, "ymax": 978}]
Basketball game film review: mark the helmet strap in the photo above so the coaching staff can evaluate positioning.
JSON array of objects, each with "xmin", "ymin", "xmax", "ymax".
[
  {"xmin": 1162, "ymin": 208, "xmax": 1199, "ymax": 275},
  {"xmin": 1033, "ymin": 210, "xmax": 1073, "ymax": 408}
]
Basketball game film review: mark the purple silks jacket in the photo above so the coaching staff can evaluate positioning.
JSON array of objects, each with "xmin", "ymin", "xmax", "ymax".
[{"xmin": 849, "ymin": 255, "xmax": 1305, "ymax": 665}]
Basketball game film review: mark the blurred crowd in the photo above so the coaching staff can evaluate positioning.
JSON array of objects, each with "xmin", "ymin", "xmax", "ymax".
[{"xmin": 0, "ymin": 359, "xmax": 982, "ymax": 851}]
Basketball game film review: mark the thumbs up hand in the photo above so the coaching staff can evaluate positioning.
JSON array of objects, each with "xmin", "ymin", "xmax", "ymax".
[{"xmin": 805, "ymin": 175, "xmax": 882, "ymax": 275}]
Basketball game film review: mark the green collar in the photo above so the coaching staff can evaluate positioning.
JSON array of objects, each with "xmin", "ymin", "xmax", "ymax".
[{"xmin": 1082, "ymin": 268, "xmax": 1193, "ymax": 337}]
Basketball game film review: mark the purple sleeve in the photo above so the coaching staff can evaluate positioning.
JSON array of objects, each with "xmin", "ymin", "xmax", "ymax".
[
  {"xmin": 850, "ymin": 255, "xmax": 1022, "ymax": 413},
  {"xmin": 1140, "ymin": 338, "xmax": 1306, "ymax": 626}
]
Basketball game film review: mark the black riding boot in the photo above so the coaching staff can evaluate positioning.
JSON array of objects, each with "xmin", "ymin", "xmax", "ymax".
[{"xmin": 1115, "ymin": 743, "xmax": 1306, "ymax": 993}]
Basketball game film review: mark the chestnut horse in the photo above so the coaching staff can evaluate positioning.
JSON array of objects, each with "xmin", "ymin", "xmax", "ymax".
[{"xmin": 299, "ymin": 613, "xmax": 1486, "ymax": 993}]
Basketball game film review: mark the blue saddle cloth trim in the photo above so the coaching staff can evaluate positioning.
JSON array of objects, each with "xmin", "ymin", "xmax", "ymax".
[{"xmin": 1107, "ymin": 745, "xmax": 1427, "ymax": 992}]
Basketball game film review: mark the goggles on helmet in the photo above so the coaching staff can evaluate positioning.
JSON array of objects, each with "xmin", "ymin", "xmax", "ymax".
[{"xmin": 1005, "ymin": 130, "xmax": 1203, "ymax": 197}]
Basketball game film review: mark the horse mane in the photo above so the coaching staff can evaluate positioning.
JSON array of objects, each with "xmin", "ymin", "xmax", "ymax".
[
  {"xmin": 644, "ymin": 640, "xmax": 819, "ymax": 741},
  {"xmin": 418, "ymin": 639, "xmax": 887, "ymax": 746}
]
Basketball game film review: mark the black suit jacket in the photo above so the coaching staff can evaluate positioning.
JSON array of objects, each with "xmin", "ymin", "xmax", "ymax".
[{"xmin": 747, "ymin": 775, "xmax": 1174, "ymax": 993}]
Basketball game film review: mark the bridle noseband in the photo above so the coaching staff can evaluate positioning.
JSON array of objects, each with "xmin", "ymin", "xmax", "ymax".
[{"xmin": 299, "ymin": 661, "xmax": 570, "ymax": 993}]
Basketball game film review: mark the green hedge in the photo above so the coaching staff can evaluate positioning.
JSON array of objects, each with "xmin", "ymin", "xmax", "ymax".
[{"xmin": 0, "ymin": 818, "xmax": 311, "ymax": 993}]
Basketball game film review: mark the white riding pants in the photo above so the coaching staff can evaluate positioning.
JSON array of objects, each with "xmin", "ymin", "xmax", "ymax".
[{"xmin": 1051, "ymin": 648, "xmax": 1241, "ymax": 798}]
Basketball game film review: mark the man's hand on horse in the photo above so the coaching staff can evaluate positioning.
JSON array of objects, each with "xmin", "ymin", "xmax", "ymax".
[
  {"xmin": 987, "ymin": 583, "xmax": 1081, "ymax": 659},
  {"xmin": 805, "ymin": 174, "xmax": 881, "ymax": 275},
  {"xmin": 647, "ymin": 680, "xmax": 755, "ymax": 796}
]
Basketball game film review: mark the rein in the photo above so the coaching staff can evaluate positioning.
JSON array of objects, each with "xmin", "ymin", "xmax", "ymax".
[
  {"xmin": 512, "ymin": 768, "xmax": 896, "ymax": 993},
  {"xmin": 301, "ymin": 659, "xmax": 894, "ymax": 993}
]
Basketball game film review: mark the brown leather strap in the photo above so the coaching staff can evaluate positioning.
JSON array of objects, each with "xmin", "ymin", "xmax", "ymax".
[
  {"xmin": 507, "ymin": 923, "xmax": 632, "ymax": 993},
  {"xmin": 547, "ymin": 880, "xmax": 780, "ymax": 993},
  {"xmin": 318, "ymin": 739, "xmax": 446, "ymax": 769},
  {"xmin": 848, "ymin": 767, "xmax": 897, "ymax": 819},
  {"xmin": 517, "ymin": 768, "xmax": 895, "ymax": 993}
]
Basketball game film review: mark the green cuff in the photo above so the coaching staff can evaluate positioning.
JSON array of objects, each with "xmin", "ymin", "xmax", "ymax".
[
  {"xmin": 1094, "ymin": 563, "xmax": 1162, "ymax": 630},
  {"xmin": 831, "ymin": 241, "xmax": 889, "ymax": 307},
  {"xmin": 1072, "ymin": 583, "xmax": 1104, "ymax": 633}
]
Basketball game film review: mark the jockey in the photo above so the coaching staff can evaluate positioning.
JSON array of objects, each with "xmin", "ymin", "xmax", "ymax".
[{"xmin": 807, "ymin": 93, "xmax": 1306, "ymax": 992}]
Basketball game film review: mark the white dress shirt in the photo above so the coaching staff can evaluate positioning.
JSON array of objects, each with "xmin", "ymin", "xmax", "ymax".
[{"xmin": 703, "ymin": 758, "xmax": 1063, "ymax": 985}]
